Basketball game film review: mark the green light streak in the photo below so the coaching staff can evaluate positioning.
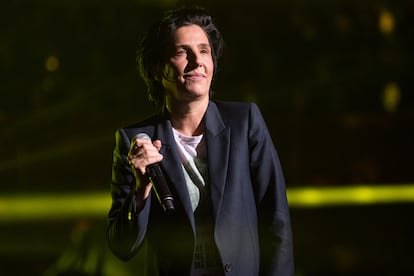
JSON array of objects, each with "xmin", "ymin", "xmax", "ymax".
[{"xmin": 1, "ymin": 184, "xmax": 414, "ymax": 222}]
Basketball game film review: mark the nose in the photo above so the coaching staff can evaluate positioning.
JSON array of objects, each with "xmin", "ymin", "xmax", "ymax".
[
  {"xmin": 194, "ymin": 53, "xmax": 203, "ymax": 67},
  {"xmin": 188, "ymin": 51, "xmax": 203, "ymax": 68}
]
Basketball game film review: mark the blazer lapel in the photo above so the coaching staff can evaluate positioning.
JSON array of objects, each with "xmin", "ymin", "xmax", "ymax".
[
  {"xmin": 204, "ymin": 102, "xmax": 230, "ymax": 219},
  {"xmin": 155, "ymin": 118, "xmax": 196, "ymax": 231}
]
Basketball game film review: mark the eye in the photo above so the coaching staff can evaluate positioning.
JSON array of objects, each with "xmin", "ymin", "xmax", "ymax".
[
  {"xmin": 200, "ymin": 47, "xmax": 210, "ymax": 54},
  {"xmin": 175, "ymin": 49, "xmax": 187, "ymax": 56}
]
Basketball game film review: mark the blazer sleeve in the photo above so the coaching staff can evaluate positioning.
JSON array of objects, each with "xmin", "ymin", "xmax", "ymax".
[
  {"xmin": 248, "ymin": 103, "xmax": 295, "ymax": 275},
  {"xmin": 106, "ymin": 128, "xmax": 150, "ymax": 261}
]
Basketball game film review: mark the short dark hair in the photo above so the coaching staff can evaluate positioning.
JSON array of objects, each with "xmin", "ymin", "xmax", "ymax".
[{"xmin": 136, "ymin": 6, "xmax": 224, "ymax": 109}]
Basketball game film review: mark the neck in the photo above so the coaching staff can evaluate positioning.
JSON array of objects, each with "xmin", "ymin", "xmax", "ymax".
[{"xmin": 166, "ymin": 98, "xmax": 208, "ymax": 136}]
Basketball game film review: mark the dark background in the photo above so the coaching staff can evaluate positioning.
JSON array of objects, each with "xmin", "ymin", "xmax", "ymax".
[{"xmin": 1, "ymin": 0, "xmax": 413, "ymax": 275}]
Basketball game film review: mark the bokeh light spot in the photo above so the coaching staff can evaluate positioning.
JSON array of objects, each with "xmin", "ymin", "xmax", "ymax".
[
  {"xmin": 379, "ymin": 9, "xmax": 395, "ymax": 35},
  {"xmin": 381, "ymin": 81, "xmax": 401, "ymax": 113},
  {"xmin": 45, "ymin": 55, "xmax": 60, "ymax": 72}
]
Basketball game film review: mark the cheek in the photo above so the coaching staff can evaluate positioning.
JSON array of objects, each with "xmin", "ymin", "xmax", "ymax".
[
  {"xmin": 205, "ymin": 55, "xmax": 214, "ymax": 70},
  {"xmin": 166, "ymin": 62, "xmax": 186, "ymax": 79},
  {"xmin": 207, "ymin": 60, "xmax": 215, "ymax": 77}
]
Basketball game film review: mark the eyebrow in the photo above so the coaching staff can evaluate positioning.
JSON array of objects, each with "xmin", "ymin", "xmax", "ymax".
[{"xmin": 175, "ymin": 43, "xmax": 211, "ymax": 48}]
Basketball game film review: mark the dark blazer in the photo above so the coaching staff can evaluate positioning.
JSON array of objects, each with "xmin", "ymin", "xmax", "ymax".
[{"xmin": 107, "ymin": 100, "xmax": 294, "ymax": 275}]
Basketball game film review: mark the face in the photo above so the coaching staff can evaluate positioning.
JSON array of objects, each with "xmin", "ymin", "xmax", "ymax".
[{"xmin": 162, "ymin": 24, "xmax": 214, "ymax": 104}]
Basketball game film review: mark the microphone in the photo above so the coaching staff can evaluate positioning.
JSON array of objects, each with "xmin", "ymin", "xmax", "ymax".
[{"xmin": 133, "ymin": 133, "xmax": 175, "ymax": 214}]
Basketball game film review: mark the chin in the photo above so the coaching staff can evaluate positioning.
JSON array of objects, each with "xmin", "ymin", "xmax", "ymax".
[{"xmin": 186, "ymin": 83, "xmax": 210, "ymax": 94}]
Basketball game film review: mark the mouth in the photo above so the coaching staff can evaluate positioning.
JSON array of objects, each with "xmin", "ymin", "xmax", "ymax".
[{"xmin": 184, "ymin": 72, "xmax": 205, "ymax": 81}]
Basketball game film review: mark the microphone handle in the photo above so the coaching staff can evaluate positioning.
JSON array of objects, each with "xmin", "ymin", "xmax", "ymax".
[{"xmin": 146, "ymin": 163, "xmax": 175, "ymax": 214}]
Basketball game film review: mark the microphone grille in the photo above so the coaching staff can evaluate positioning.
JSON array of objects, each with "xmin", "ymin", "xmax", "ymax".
[{"xmin": 134, "ymin": 132, "xmax": 151, "ymax": 141}]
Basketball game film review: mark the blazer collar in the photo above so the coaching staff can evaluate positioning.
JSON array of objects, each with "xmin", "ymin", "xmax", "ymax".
[{"xmin": 154, "ymin": 101, "xmax": 230, "ymax": 227}]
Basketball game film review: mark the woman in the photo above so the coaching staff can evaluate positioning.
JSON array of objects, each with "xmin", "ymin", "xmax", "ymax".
[{"xmin": 107, "ymin": 6, "xmax": 294, "ymax": 275}]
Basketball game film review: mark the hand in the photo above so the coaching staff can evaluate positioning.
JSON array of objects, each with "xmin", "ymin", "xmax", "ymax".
[
  {"xmin": 128, "ymin": 138, "xmax": 163, "ymax": 205},
  {"xmin": 128, "ymin": 138, "xmax": 163, "ymax": 175}
]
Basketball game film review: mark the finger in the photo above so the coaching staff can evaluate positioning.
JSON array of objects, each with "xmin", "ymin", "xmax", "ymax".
[
  {"xmin": 127, "ymin": 156, "xmax": 147, "ymax": 175},
  {"xmin": 130, "ymin": 138, "xmax": 151, "ymax": 155},
  {"xmin": 129, "ymin": 139, "xmax": 139, "ymax": 155},
  {"xmin": 153, "ymin": 140, "xmax": 162, "ymax": 151}
]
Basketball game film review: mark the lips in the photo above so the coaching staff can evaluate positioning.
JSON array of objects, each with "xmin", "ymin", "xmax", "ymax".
[{"xmin": 184, "ymin": 72, "xmax": 205, "ymax": 81}]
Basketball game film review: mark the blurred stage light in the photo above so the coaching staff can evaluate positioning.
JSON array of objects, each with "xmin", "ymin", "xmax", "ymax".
[
  {"xmin": 0, "ymin": 193, "xmax": 109, "ymax": 222},
  {"xmin": 381, "ymin": 81, "xmax": 401, "ymax": 113},
  {"xmin": 45, "ymin": 55, "xmax": 60, "ymax": 72},
  {"xmin": 1, "ymin": 184, "xmax": 414, "ymax": 222},
  {"xmin": 379, "ymin": 9, "xmax": 395, "ymax": 35},
  {"xmin": 288, "ymin": 184, "xmax": 414, "ymax": 207}
]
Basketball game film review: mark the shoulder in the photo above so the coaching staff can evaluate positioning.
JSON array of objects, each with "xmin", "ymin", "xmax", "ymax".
[
  {"xmin": 212, "ymin": 100, "xmax": 255, "ymax": 111},
  {"xmin": 212, "ymin": 100, "xmax": 259, "ymax": 115},
  {"xmin": 115, "ymin": 113, "xmax": 163, "ymax": 141},
  {"xmin": 211, "ymin": 100, "xmax": 263, "ymax": 122},
  {"xmin": 122, "ymin": 113, "xmax": 162, "ymax": 130}
]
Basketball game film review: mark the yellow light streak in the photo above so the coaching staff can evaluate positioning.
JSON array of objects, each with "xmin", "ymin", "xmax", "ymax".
[
  {"xmin": 287, "ymin": 184, "xmax": 414, "ymax": 207},
  {"xmin": 1, "ymin": 184, "xmax": 414, "ymax": 222},
  {"xmin": 0, "ymin": 193, "xmax": 110, "ymax": 222}
]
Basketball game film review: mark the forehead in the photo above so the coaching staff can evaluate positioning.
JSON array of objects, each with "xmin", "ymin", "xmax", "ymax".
[{"xmin": 172, "ymin": 24, "xmax": 210, "ymax": 45}]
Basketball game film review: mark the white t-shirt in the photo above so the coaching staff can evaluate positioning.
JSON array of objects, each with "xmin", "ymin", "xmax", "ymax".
[{"xmin": 172, "ymin": 128, "xmax": 208, "ymax": 211}]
